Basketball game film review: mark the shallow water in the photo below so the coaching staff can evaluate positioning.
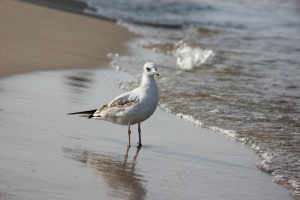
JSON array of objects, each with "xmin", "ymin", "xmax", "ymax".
[
  {"xmin": 0, "ymin": 70, "xmax": 291, "ymax": 199},
  {"xmin": 78, "ymin": 0, "xmax": 300, "ymax": 197}
]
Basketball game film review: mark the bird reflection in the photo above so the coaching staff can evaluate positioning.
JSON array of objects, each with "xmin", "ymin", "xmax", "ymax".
[
  {"xmin": 65, "ymin": 72, "xmax": 94, "ymax": 89},
  {"xmin": 63, "ymin": 147, "xmax": 146, "ymax": 200},
  {"xmin": 64, "ymin": 71, "xmax": 95, "ymax": 103}
]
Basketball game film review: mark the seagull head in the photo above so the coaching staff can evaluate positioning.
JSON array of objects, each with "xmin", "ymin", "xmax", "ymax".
[{"xmin": 143, "ymin": 62, "xmax": 159, "ymax": 77}]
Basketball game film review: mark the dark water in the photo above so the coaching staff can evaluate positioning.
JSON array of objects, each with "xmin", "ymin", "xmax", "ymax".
[{"xmin": 78, "ymin": 0, "xmax": 300, "ymax": 197}]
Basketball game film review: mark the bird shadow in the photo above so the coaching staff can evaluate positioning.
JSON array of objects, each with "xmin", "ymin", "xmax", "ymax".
[{"xmin": 63, "ymin": 146, "xmax": 146, "ymax": 200}]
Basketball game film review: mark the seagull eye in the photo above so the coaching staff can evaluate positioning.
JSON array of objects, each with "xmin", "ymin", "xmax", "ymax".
[{"xmin": 146, "ymin": 67, "xmax": 150, "ymax": 71}]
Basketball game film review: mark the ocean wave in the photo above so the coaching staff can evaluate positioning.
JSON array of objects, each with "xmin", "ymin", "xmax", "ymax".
[
  {"xmin": 176, "ymin": 112, "xmax": 203, "ymax": 127},
  {"xmin": 175, "ymin": 42, "xmax": 214, "ymax": 70}
]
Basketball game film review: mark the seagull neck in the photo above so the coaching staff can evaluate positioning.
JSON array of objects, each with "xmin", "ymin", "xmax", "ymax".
[{"xmin": 140, "ymin": 74, "xmax": 154, "ymax": 87}]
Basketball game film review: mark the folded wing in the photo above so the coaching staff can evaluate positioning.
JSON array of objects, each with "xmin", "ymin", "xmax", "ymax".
[{"xmin": 92, "ymin": 90, "xmax": 140, "ymax": 118}]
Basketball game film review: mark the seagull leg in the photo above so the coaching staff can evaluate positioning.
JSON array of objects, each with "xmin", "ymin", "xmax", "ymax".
[
  {"xmin": 128, "ymin": 125, "xmax": 131, "ymax": 148},
  {"xmin": 137, "ymin": 122, "xmax": 142, "ymax": 147}
]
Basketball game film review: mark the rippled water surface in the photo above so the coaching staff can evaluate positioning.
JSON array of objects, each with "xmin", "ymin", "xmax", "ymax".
[{"xmin": 78, "ymin": 0, "xmax": 300, "ymax": 197}]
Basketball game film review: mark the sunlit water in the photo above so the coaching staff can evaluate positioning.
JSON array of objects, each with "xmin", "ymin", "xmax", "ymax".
[{"xmin": 78, "ymin": 0, "xmax": 300, "ymax": 197}]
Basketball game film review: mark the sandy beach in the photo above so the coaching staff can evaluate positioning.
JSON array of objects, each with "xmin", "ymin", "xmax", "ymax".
[
  {"xmin": 0, "ymin": 0, "xmax": 132, "ymax": 78},
  {"xmin": 0, "ymin": 1, "xmax": 293, "ymax": 199}
]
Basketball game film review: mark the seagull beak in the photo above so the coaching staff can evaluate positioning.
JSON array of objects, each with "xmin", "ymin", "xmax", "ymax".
[{"xmin": 152, "ymin": 71, "xmax": 159, "ymax": 76}]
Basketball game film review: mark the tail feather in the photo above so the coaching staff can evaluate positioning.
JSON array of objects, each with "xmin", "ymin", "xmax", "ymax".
[{"xmin": 68, "ymin": 109, "xmax": 97, "ymax": 118}]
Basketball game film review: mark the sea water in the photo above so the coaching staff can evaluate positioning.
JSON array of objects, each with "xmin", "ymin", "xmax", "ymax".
[{"xmin": 77, "ymin": 0, "xmax": 300, "ymax": 197}]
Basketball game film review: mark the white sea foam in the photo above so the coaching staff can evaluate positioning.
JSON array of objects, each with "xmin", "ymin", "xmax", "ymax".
[
  {"xmin": 159, "ymin": 103, "xmax": 173, "ymax": 114},
  {"xmin": 261, "ymin": 152, "xmax": 274, "ymax": 162},
  {"xmin": 174, "ymin": 43, "xmax": 214, "ymax": 70},
  {"xmin": 210, "ymin": 109, "xmax": 219, "ymax": 113},
  {"xmin": 173, "ymin": 112, "xmax": 238, "ymax": 140},
  {"xmin": 256, "ymin": 152, "xmax": 275, "ymax": 174},
  {"xmin": 288, "ymin": 179, "xmax": 300, "ymax": 190},
  {"xmin": 251, "ymin": 143, "xmax": 261, "ymax": 151},
  {"xmin": 174, "ymin": 112, "xmax": 239, "ymax": 140},
  {"xmin": 176, "ymin": 113, "xmax": 203, "ymax": 127},
  {"xmin": 209, "ymin": 126, "xmax": 237, "ymax": 139}
]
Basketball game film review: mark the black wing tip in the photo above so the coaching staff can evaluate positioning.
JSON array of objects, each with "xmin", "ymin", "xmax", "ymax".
[{"xmin": 67, "ymin": 109, "xmax": 97, "ymax": 116}]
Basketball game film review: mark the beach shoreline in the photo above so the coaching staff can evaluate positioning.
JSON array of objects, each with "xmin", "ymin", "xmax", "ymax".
[
  {"xmin": 0, "ymin": 0, "xmax": 294, "ymax": 199},
  {"xmin": 0, "ymin": 69, "xmax": 292, "ymax": 199},
  {"xmin": 0, "ymin": 0, "xmax": 133, "ymax": 78}
]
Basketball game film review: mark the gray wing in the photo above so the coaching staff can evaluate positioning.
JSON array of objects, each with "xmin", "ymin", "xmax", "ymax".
[
  {"xmin": 92, "ymin": 90, "xmax": 140, "ymax": 117},
  {"xmin": 108, "ymin": 89, "xmax": 139, "ymax": 107}
]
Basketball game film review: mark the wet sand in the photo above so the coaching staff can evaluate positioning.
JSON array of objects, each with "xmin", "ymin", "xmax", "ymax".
[
  {"xmin": 0, "ymin": 0, "xmax": 293, "ymax": 199},
  {"xmin": 0, "ymin": 69, "xmax": 292, "ymax": 199}
]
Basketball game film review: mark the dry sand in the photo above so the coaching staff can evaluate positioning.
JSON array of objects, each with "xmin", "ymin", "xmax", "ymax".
[
  {"xmin": 0, "ymin": 0, "xmax": 133, "ymax": 78},
  {"xmin": 0, "ymin": 1, "xmax": 293, "ymax": 199}
]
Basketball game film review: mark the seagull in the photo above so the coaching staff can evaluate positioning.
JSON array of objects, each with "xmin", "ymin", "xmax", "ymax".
[{"xmin": 68, "ymin": 62, "xmax": 159, "ymax": 147}]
